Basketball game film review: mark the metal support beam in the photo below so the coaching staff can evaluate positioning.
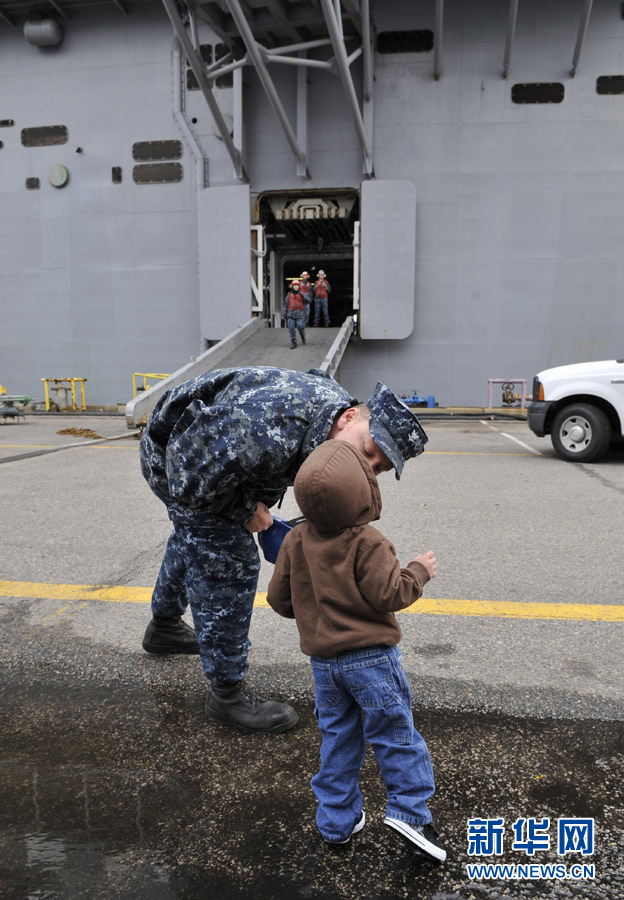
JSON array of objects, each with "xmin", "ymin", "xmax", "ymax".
[
  {"xmin": 502, "ymin": 0, "xmax": 518, "ymax": 79},
  {"xmin": 207, "ymin": 50, "xmax": 233, "ymax": 71},
  {"xmin": 570, "ymin": 0, "xmax": 593, "ymax": 77},
  {"xmin": 360, "ymin": 0, "xmax": 373, "ymax": 172},
  {"xmin": 266, "ymin": 37, "xmax": 334, "ymax": 55},
  {"xmin": 297, "ymin": 53, "xmax": 308, "ymax": 180},
  {"xmin": 161, "ymin": 0, "xmax": 247, "ymax": 182},
  {"xmin": 333, "ymin": 0, "xmax": 344, "ymax": 38},
  {"xmin": 233, "ymin": 66, "xmax": 246, "ymax": 185},
  {"xmin": 346, "ymin": 46, "xmax": 363, "ymax": 66},
  {"xmin": 434, "ymin": 0, "xmax": 444, "ymax": 80},
  {"xmin": 267, "ymin": 54, "xmax": 333, "ymax": 70},
  {"xmin": 265, "ymin": 36, "xmax": 346, "ymax": 70},
  {"xmin": 189, "ymin": 3, "xmax": 200, "ymax": 49},
  {"xmin": 224, "ymin": 0, "xmax": 310, "ymax": 178},
  {"xmin": 319, "ymin": 0, "xmax": 373, "ymax": 176},
  {"xmin": 207, "ymin": 56, "xmax": 248, "ymax": 82},
  {"xmin": 361, "ymin": 0, "xmax": 373, "ymax": 101}
]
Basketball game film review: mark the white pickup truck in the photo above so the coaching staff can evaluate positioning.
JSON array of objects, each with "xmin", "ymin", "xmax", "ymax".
[{"xmin": 527, "ymin": 359, "xmax": 624, "ymax": 462}]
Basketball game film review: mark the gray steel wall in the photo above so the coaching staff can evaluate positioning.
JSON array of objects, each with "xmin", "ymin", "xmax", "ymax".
[
  {"xmin": 0, "ymin": 12, "xmax": 201, "ymax": 406},
  {"xmin": 1, "ymin": 0, "xmax": 624, "ymax": 407},
  {"xmin": 341, "ymin": 0, "xmax": 624, "ymax": 405}
]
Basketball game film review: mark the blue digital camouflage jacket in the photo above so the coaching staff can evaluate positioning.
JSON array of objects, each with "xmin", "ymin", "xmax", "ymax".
[{"xmin": 140, "ymin": 366, "xmax": 353, "ymax": 526}]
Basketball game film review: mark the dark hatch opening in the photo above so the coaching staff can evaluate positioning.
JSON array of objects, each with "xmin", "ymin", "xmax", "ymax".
[{"xmin": 257, "ymin": 190, "xmax": 359, "ymax": 328}]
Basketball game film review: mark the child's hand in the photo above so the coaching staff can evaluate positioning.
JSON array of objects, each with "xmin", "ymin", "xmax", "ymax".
[{"xmin": 413, "ymin": 550, "xmax": 437, "ymax": 579}]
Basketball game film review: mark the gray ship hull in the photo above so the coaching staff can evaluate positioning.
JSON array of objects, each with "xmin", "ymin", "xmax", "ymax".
[{"xmin": 1, "ymin": 0, "xmax": 623, "ymax": 408}]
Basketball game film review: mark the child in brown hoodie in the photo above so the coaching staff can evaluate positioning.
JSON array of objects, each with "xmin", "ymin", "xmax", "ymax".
[{"xmin": 267, "ymin": 439, "xmax": 446, "ymax": 862}]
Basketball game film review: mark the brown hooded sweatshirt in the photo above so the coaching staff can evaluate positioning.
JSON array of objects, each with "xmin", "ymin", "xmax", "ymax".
[{"xmin": 266, "ymin": 440, "xmax": 430, "ymax": 658}]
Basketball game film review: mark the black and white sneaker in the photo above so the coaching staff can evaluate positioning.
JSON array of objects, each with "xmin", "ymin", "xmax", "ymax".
[
  {"xmin": 384, "ymin": 817, "xmax": 446, "ymax": 862},
  {"xmin": 327, "ymin": 811, "xmax": 366, "ymax": 844}
]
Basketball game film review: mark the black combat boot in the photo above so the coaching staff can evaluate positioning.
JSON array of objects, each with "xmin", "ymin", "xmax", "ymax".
[
  {"xmin": 205, "ymin": 681, "xmax": 298, "ymax": 734},
  {"xmin": 142, "ymin": 615, "xmax": 200, "ymax": 654}
]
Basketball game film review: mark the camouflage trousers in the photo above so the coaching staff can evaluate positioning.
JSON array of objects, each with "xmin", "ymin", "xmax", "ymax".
[
  {"xmin": 151, "ymin": 516, "xmax": 261, "ymax": 685},
  {"xmin": 286, "ymin": 310, "xmax": 306, "ymax": 344},
  {"xmin": 313, "ymin": 298, "xmax": 329, "ymax": 326}
]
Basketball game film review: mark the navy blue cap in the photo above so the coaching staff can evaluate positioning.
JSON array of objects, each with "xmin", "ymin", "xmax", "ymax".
[{"xmin": 366, "ymin": 382, "xmax": 428, "ymax": 479}]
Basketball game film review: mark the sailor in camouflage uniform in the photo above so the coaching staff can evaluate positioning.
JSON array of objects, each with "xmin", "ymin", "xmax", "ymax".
[{"xmin": 140, "ymin": 365, "xmax": 428, "ymax": 734}]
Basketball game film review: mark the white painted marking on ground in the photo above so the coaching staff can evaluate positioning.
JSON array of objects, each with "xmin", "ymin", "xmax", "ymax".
[
  {"xmin": 500, "ymin": 432, "xmax": 544, "ymax": 455},
  {"xmin": 480, "ymin": 420, "xmax": 545, "ymax": 455}
]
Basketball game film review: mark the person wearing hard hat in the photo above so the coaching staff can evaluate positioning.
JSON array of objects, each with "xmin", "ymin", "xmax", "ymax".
[
  {"xmin": 139, "ymin": 369, "xmax": 428, "ymax": 736},
  {"xmin": 299, "ymin": 271, "xmax": 313, "ymax": 325},
  {"xmin": 313, "ymin": 269, "xmax": 331, "ymax": 327},
  {"xmin": 283, "ymin": 279, "xmax": 307, "ymax": 349}
]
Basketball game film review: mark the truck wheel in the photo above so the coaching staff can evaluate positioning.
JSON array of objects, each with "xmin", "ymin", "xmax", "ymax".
[{"xmin": 551, "ymin": 403, "xmax": 611, "ymax": 462}]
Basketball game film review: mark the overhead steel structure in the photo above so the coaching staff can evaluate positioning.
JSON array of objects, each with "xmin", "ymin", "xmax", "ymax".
[
  {"xmin": 158, "ymin": 0, "xmax": 599, "ymax": 179},
  {"xmin": 0, "ymin": 0, "xmax": 598, "ymax": 129},
  {"xmin": 501, "ymin": 0, "xmax": 594, "ymax": 79},
  {"xmin": 161, "ymin": 0, "xmax": 374, "ymax": 179}
]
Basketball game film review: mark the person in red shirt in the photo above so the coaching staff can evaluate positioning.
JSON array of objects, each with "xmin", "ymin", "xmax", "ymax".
[
  {"xmin": 299, "ymin": 271, "xmax": 313, "ymax": 325},
  {"xmin": 313, "ymin": 269, "xmax": 331, "ymax": 326},
  {"xmin": 283, "ymin": 279, "xmax": 307, "ymax": 348}
]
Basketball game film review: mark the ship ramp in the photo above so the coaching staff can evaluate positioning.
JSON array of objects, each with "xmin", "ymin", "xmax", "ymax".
[{"xmin": 125, "ymin": 316, "xmax": 354, "ymax": 427}]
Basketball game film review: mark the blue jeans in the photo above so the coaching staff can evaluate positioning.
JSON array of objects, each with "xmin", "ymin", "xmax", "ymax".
[{"xmin": 310, "ymin": 645, "xmax": 435, "ymax": 842}]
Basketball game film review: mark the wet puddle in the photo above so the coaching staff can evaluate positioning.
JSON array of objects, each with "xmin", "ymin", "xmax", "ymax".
[
  {"xmin": 2, "ymin": 675, "xmax": 623, "ymax": 900},
  {"xmin": 1, "ymin": 760, "xmax": 177, "ymax": 899}
]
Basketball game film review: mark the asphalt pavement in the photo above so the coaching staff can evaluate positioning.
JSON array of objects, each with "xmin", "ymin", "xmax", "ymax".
[{"xmin": 1, "ymin": 413, "xmax": 623, "ymax": 900}]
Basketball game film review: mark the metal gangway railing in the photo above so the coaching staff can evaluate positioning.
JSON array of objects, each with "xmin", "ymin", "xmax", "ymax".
[{"xmin": 125, "ymin": 316, "xmax": 355, "ymax": 428}]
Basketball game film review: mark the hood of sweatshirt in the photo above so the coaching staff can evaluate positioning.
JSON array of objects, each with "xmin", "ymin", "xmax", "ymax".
[{"xmin": 293, "ymin": 440, "xmax": 382, "ymax": 535}]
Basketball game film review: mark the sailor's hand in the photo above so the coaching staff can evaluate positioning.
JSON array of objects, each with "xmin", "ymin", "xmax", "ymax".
[{"xmin": 244, "ymin": 503, "xmax": 274, "ymax": 533}]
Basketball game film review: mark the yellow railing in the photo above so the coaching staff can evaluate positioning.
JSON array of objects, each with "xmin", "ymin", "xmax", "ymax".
[
  {"xmin": 41, "ymin": 378, "xmax": 87, "ymax": 411},
  {"xmin": 132, "ymin": 372, "xmax": 171, "ymax": 398}
]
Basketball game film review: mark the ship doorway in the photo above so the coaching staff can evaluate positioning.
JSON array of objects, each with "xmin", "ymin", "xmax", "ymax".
[
  {"xmin": 280, "ymin": 256, "xmax": 354, "ymax": 326},
  {"xmin": 256, "ymin": 190, "xmax": 359, "ymax": 329}
]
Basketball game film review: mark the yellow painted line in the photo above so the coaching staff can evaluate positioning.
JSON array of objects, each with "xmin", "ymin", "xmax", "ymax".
[
  {"xmin": 0, "ymin": 581, "xmax": 152, "ymax": 604},
  {"xmin": 255, "ymin": 592, "xmax": 624, "ymax": 622},
  {"xmin": 1, "ymin": 580, "xmax": 622, "ymax": 623},
  {"xmin": 401, "ymin": 598, "xmax": 624, "ymax": 622}
]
